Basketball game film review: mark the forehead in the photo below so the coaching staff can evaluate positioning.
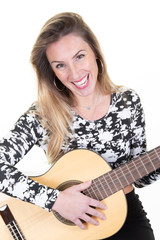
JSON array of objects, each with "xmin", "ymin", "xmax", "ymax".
[{"xmin": 46, "ymin": 33, "xmax": 93, "ymax": 61}]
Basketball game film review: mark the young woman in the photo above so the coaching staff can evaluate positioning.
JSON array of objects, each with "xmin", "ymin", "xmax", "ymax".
[{"xmin": 0, "ymin": 12, "xmax": 159, "ymax": 239}]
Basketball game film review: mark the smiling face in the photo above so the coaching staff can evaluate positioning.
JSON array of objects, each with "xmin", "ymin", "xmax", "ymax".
[{"xmin": 46, "ymin": 34, "xmax": 99, "ymax": 99}]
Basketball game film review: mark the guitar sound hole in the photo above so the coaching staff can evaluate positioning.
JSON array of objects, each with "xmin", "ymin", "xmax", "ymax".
[{"xmin": 52, "ymin": 180, "xmax": 82, "ymax": 226}]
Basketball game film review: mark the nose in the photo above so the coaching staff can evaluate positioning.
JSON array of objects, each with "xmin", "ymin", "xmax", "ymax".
[{"xmin": 68, "ymin": 63, "xmax": 80, "ymax": 80}]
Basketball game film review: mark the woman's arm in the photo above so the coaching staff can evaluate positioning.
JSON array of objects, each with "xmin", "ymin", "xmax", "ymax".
[{"xmin": 0, "ymin": 108, "xmax": 59, "ymax": 211}]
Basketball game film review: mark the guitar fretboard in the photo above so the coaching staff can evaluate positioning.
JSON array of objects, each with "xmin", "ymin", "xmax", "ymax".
[{"xmin": 84, "ymin": 146, "xmax": 160, "ymax": 200}]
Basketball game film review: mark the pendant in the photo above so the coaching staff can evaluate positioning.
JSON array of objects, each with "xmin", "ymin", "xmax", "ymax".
[{"xmin": 87, "ymin": 107, "xmax": 91, "ymax": 110}]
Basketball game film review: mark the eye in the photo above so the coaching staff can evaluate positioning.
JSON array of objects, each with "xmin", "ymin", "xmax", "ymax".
[
  {"xmin": 56, "ymin": 63, "xmax": 65, "ymax": 69},
  {"xmin": 76, "ymin": 54, "xmax": 85, "ymax": 60}
]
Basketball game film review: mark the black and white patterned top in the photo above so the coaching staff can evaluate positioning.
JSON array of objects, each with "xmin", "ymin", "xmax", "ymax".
[{"xmin": 0, "ymin": 88, "xmax": 160, "ymax": 211}]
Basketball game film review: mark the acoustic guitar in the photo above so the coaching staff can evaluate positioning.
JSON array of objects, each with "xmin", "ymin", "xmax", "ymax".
[{"xmin": 0, "ymin": 146, "xmax": 160, "ymax": 240}]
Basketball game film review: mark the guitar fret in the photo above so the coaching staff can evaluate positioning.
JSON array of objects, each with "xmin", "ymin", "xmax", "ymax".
[
  {"xmin": 146, "ymin": 147, "xmax": 160, "ymax": 170},
  {"xmin": 139, "ymin": 157, "xmax": 148, "ymax": 175},
  {"xmin": 113, "ymin": 170, "xmax": 123, "ymax": 189},
  {"xmin": 151, "ymin": 157, "xmax": 160, "ymax": 170},
  {"xmin": 92, "ymin": 179, "xmax": 106, "ymax": 200},
  {"xmin": 129, "ymin": 161, "xmax": 140, "ymax": 180},
  {"xmin": 96, "ymin": 178, "xmax": 107, "ymax": 200},
  {"xmin": 0, "ymin": 147, "xmax": 160, "ymax": 240},
  {"xmin": 84, "ymin": 147, "xmax": 160, "ymax": 201},
  {"xmin": 96, "ymin": 172, "xmax": 116, "ymax": 195},
  {"xmin": 111, "ymin": 171, "xmax": 122, "ymax": 190},
  {"xmin": 154, "ymin": 148, "xmax": 160, "ymax": 165},
  {"xmin": 85, "ymin": 184, "xmax": 99, "ymax": 200},
  {"xmin": 125, "ymin": 163, "xmax": 135, "ymax": 182},
  {"xmin": 85, "ymin": 176, "xmax": 113, "ymax": 201},
  {"xmin": 132, "ymin": 160, "xmax": 142, "ymax": 178},
  {"xmin": 145, "ymin": 153, "xmax": 156, "ymax": 172},
  {"xmin": 102, "ymin": 175, "xmax": 113, "ymax": 196},
  {"xmin": 107, "ymin": 172, "xmax": 119, "ymax": 192},
  {"xmin": 118, "ymin": 165, "xmax": 131, "ymax": 185},
  {"xmin": 116, "ymin": 166, "xmax": 130, "ymax": 187},
  {"xmin": 84, "ymin": 186, "xmax": 93, "ymax": 198},
  {"xmin": 92, "ymin": 179, "xmax": 105, "ymax": 200}
]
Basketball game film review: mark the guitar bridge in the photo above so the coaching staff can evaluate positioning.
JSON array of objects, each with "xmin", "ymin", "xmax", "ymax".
[{"xmin": 0, "ymin": 204, "xmax": 26, "ymax": 240}]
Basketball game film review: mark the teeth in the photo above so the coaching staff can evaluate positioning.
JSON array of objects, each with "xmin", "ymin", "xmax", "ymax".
[{"xmin": 74, "ymin": 75, "xmax": 88, "ymax": 87}]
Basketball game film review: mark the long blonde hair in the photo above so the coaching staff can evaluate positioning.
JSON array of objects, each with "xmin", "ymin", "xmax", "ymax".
[{"xmin": 30, "ymin": 12, "xmax": 119, "ymax": 163}]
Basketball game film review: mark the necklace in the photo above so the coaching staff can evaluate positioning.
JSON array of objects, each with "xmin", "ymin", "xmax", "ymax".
[
  {"xmin": 74, "ymin": 93, "xmax": 102, "ymax": 120},
  {"xmin": 78, "ymin": 106, "xmax": 91, "ymax": 110},
  {"xmin": 73, "ymin": 93, "xmax": 110, "ymax": 121},
  {"xmin": 76, "ymin": 93, "xmax": 100, "ymax": 111}
]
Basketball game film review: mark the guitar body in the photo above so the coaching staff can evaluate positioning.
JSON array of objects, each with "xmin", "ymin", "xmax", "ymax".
[{"xmin": 0, "ymin": 149, "xmax": 127, "ymax": 240}]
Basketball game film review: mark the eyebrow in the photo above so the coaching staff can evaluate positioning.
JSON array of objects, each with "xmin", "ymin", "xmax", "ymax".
[
  {"xmin": 51, "ymin": 49, "xmax": 86, "ymax": 64},
  {"xmin": 72, "ymin": 49, "xmax": 85, "ymax": 59}
]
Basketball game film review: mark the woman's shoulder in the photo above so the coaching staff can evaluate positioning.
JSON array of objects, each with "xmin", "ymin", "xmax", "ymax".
[
  {"xmin": 111, "ymin": 86, "xmax": 142, "ymax": 110},
  {"xmin": 23, "ymin": 102, "xmax": 42, "ymax": 122},
  {"xmin": 117, "ymin": 86, "xmax": 138, "ymax": 95},
  {"xmin": 115, "ymin": 86, "xmax": 141, "ymax": 101},
  {"xmin": 16, "ymin": 102, "xmax": 44, "ymax": 130},
  {"xmin": 24, "ymin": 102, "xmax": 38, "ymax": 115}
]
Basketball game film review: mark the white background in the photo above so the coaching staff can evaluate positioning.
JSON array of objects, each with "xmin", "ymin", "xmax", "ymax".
[{"xmin": 0, "ymin": 0, "xmax": 160, "ymax": 239}]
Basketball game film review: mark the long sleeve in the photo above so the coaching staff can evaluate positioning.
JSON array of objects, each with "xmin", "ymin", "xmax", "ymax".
[
  {"xmin": 128, "ymin": 91, "xmax": 160, "ymax": 187},
  {"xmin": 0, "ymin": 108, "xmax": 59, "ymax": 211}
]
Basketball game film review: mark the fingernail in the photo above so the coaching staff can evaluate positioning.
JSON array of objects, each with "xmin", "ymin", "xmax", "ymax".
[
  {"xmin": 82, "ymin": 225, "xmax": 87, "ymax": 230},
  {"xmin": 102, "ymin": 204, "xmax": 107, "ymax": 210}
]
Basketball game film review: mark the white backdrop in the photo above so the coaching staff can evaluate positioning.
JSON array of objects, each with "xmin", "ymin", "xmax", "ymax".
[{"xmin": 0, "ymin": 0, "xmax": 160, "ymax": 239}]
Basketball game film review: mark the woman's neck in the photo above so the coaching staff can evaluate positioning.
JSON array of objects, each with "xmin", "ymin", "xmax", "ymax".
[
  {"xmin": 74, "ymin": 86, "xmax": 102, "ymax": 110},
  {"xmin": 72, "ymin": 92, "xmax": 111, "ymax": 121}
]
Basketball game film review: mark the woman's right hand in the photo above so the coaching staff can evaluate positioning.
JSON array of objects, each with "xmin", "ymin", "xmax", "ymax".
[{"xmin": 52, "ymin": 180, "xmax": 106, "ymax": 230}]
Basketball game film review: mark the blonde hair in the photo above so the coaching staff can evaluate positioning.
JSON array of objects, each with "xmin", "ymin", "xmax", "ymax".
[{"xmin": 30, "ymin": 12, "xmax": 119, "ymax": 163}]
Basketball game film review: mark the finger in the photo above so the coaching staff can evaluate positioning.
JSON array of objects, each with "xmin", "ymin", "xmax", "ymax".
[
  {"xmin": 86, "ymin": 207, "xmax": 106, "ymax": 220},
  {"xmin": 72, "ymin": 180, "xmax": 92, "ymax": 192},
  {"xmin": 74, "ymin": 218, "xmax": 87, "ymax": 230},
  {"xmin": 89, "ymin": 198, "xmax": 106, "ymax": 210},
  {"xmin": 80, "ymin": 213, "xmax": 99, "ymax": 226}
]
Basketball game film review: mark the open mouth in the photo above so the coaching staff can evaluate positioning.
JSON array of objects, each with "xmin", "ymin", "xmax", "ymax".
[{"xmin": 72, "ymin": 74, "xmax": 89, "ymax": 89}]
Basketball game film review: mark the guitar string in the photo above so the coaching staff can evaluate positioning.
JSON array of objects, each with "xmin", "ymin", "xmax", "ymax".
[
  {"xmin": 145, "ymin": 153, "xmax": 157, "ymax": 173},
  {"xmin": 85, "ymin": 153, "xmax": 156, "ymax": 198},
  {"xmin": 4, "ymin": 147, "xmax": 159, "ymax": 234},
  {"xmin": 12, "ymin": 211, "xmax": 54, "ymax": 234},
  {"xmin": 5, "ymin": 206, "xmax": 53, "ymax": 235},
  {"xmin": 85, "ymin": 149, "xmax": 160, "ymax": 199},
  {"xmin": 91, "ymin": 151, "xmax": 159, "ymax": 195},
  {"xmin": 12, "ymin": 220, "xmax": 26, "ymax": 240},
  {"xmin": 21, "ymin": 147, "xmax": 160, "ymax": 226},
  {"xmin": 100, "ymin": 148, "xmax": 160, "ymax": 185},
  {"xmin": 153, "ymin": 149, "xmax": 160, "ymax": 168},
  {"xmin": 93, "ymin": 152, "xmax": 156, "ymax": 188},
  {"xmin": 8, "ymin": 222, "xmax": 24, "ymax": 240},
  {"xmin": 112, "ymin": 149, "xmax": 160, "ymax": 183},
  {"xmin": 80, "ymin": 148, "xmax": 160, "ymax": 200},
  {"xmin": 92, "ymin": 157, "xmax": 160, "ymax": 198}
]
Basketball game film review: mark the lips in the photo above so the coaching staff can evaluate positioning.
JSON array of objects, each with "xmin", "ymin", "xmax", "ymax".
[{"xmin": 72, "ymin": 74, "xmax": 89, "ymax": 89}]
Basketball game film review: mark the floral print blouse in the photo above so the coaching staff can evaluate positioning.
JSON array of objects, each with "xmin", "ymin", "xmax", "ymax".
[{"xmin": 0, "ymin": 88, "xmax": 160, "ymax": 211}]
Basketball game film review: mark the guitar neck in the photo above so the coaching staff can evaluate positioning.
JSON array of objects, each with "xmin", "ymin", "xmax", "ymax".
[{"xmin": 84, "ymin": 146, "xmax": 160, "ymax": 200}]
